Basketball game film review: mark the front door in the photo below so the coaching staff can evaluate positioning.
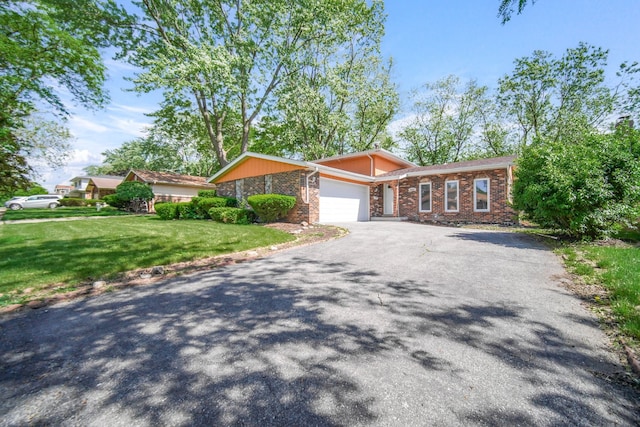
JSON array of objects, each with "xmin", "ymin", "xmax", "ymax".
[{"xmin": 383, "ymin": 184, "xmax": 394, "ymax": 215}]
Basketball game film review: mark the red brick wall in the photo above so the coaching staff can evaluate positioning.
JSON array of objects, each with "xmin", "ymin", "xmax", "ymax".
[
  {"xmin": 215, "ymin": 170, "xmax": 317, "ymax": 224},
  {"xmin": 373, "ymin": 168, "xmax": 517, "ymax": 225}
]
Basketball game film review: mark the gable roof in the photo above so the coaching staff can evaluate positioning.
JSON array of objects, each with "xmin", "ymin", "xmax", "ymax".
[
  {"xmin": 376, "ymin": 155, "xmax": 517, "ymax": 179},
  {"xmin": 70, "ymin": 175, "xmax": 122, "ymax": 182},
  {"xmin": 127, "ymin": 170, "xmax": 216, "ymax": 188},
  {"xmin": 86, "ymin": 176, "xmax": 123, "ymax": 189},
  {"xmin": 209, "ymin": 152, "xmax": 375, "ymax": 184},
  {"xmin": 313, "ymin": 148, "xmax": 416, "ymax": 168}
]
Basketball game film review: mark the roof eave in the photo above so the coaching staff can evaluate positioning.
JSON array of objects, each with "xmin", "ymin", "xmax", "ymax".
[{"xmin": 375, "ymin": 161, "xmax": 515, "ymax": 181}]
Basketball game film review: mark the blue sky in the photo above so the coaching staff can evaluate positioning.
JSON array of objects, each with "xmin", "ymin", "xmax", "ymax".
[{"xmin": 39, "ymin": 0, "xmax": 640, "ymax": 190}]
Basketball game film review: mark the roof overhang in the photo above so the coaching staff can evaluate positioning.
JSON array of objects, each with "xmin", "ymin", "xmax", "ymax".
[
  {"xmin": 209, "ymin": 152, "xmax": 375, "ymax": 184},
  {"xmin": 374, "ymin": 159, "xmax": 515, "ymax": 182}
]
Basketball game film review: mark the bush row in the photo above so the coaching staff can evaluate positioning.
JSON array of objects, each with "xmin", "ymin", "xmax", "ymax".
[
  {"xmin": 59, "ymin": 197, "xmax": 101, "ymax": 207},
  {"xmin": 154, "ymin": 190, "xmax": 297, "ymax": 225}
]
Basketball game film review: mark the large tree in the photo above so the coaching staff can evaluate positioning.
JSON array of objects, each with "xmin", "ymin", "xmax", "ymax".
[
  {"xmin": 122, "ymin": 0, "xmax": 389, "ymax": 167},
  {"xmin": 497, "ymin": 43, "xmax": 625, "ymax": 150},
  {"xmin": 255, "ymin": 3, "xmax": 398, "ymax": 161},
  {"xmin": 0, "ymin": 0, "xmax": 129, "ymax": 192},
  {"xmin": 399, "ymin": 76, "xmax": 506, "ymax": 166}
]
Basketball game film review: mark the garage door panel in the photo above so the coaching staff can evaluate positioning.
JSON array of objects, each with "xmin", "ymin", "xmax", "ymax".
[{"xmin": 319, "ymin": 178, "xmax": 369, "ymax": 222}]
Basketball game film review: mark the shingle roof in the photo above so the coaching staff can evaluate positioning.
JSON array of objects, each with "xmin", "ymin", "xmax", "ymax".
[
  {"xmin": 376, "ymin": 155, "xmax": 517, "ymax": 178},
  {"xmin": 87, "ymin": 177, "xmax": 123, "ymax": 189},
  {"xmin": 130, "ymin": 170, "xmax": 216, "ymax": 187}
]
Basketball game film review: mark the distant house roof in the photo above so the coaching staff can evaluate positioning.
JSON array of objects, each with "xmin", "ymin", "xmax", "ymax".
[
  {"xmin": 54, "ymin": 185, "xmax": 73, "ymax": 190},
  {"xmin": 86, "ymin": 176, "xmax": 123, "ymax": 190},
  {"xmin": 126, "ymin": 170, "xmax": 216, "ymax": 188},
  {"xmin": 70, "ymin": 175, "xmax": 122, "ymax": 182},
  {"xmin": 376, "ymin": 155, "xmax": 517, "ymax": 179}
]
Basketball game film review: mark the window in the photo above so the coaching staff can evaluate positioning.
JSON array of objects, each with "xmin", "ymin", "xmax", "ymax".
[
  {"xmin": 474, "ymin": 178, "xmax": 490, "ymax": 212},
  {"xmin": 419, "ymin": 183, "xmax": 431, "ymax": 212},
  {"xmin": 445, "ymin": 180, "xmax": 458, "ymax": 212}
]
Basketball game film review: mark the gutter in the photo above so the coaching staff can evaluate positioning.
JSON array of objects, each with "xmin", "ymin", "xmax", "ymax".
[{"xmin": 304, "ymin": 167, "xmax": 319, "ymax": 203}]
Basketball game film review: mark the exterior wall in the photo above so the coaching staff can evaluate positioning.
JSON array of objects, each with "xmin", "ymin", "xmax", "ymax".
[
  {"xmin": 315, "ymin": 154, "xmax": 406, "ymax": 176},
  {"xmin": 215, "ymin": 170, "xmax": 319, "ymax": 224},
  {"xmin": 149, "ymin": 184, "xmax": 202, "ymax": 213},
  {"xmin": 370, "ymin": 180, "xmax": 399, "ymax": 217},
  {"xmin": 216, "ymin": 157, "xmax": 304, "ymax": 183},
  {"xmin": 372, "ymin": 168, "xmax": 517, "ymax": 225}
]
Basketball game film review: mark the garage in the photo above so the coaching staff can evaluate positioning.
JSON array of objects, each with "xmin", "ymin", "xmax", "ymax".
[{"xmin": 319, "ymin": 177, "xmax": 369, "ymax": 222}]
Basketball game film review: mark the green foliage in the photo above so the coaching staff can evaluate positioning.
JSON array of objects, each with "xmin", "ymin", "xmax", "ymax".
[
  {"xmin": 102, "ymin": 194, "xmax": 128, "ymax": 209},
  {"xmin": 176, "ymin": 202, "xmax": 201, "ymax": 220},
  {"xmin": 0, "ymin": 0, "xmax": 129, "ymax": 192},
  {"xmin": 155, "ymin": 202, "xmax": 179, "ymax": 220},
  {"xmin": 512, "ymin": 128, "xmax": 640, "ymax": 239},
  {"xmin": 197, "ymin": 190, "xmax": 217, "ymax": 198},
  {"xmin": 208, "ymin": 207, "xmax": 255, "ymax": 225},
  {"xmin": 0, "ymin": 182, "xmax": 48, "ymax": 203},
  {"xmin": 400, "ymin": 75, "xmax": 508, "ymax": 165},
  {"xmin": 498, "ymin": 0, "xmax": 535, "ymax": 24},
  {"xmin": 114, "ymin": 181, "xmax": 154, "ymax": 202},
  {"xmin": 192, "ymin": 196, "xmax": 237, "ymax": 218},
  {"xmin": 59, "ymin": 198, "xmax": 86, "ymax": 207},
  {"xmin": 247, "ymin": 194, "xmax": 296, "ymax": 223},
  {"xmin": 122, "ymin": 0, "xmax": 389, "ymax": 166}
]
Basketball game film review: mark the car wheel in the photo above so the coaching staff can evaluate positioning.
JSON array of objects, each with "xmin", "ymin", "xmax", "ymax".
[
  {"xmin": 48, "ymin": 202, "xmax": 58, "ymax": 209},
  {"xmin": 9, "ymin": 203, "xmax": 21, "ymax": 210}
]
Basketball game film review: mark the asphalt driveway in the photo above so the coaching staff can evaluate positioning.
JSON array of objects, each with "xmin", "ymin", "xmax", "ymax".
[{"xmin": 1, "ymin": 222, "xmax": 638, "ymax": 426}]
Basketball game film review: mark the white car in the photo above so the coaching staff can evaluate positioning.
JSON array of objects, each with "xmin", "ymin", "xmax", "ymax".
[{"xmin": 5, "ymin": 195, "xmax": 62, "ymax": 210}]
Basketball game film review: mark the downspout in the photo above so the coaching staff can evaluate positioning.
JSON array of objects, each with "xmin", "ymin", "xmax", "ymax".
[
  {"xmin": 305, "ymin": 168, "xmax": 319, "ymax": 203},
  {"xmin": 366, "ymin": 154, "xmax": 374, "ymax": 176}
]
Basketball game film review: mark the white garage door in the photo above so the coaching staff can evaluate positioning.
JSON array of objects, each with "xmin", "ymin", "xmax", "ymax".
[{"xmin": 319, "ymin": 178, "xmax": 369, "ymax": 222}]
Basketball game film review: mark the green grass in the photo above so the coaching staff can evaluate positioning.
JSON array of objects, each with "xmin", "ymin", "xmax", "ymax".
[
  {"xmin": 0, "ymin": 216, "xmax": 295, "ymax": 306},
  {"xmin": 2, "ymin": 206, "xmax": 131, "ymax": 221},
  {"xmin": 580, "ymin": 244, "xmax": 640, "ymax": 339}
]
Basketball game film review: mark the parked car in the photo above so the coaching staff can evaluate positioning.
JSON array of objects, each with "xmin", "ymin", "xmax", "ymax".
[{"xmin": 5, "ymin": 195, "xmax": 62, "ymax": 210}]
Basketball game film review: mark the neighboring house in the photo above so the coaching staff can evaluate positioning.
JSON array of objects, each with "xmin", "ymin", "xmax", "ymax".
[
  {"xmin": 54, "ymin": 185, "xmax": 73, "ymax": 196},
  {"xmin": 85, "ymin": 176, "xmax": 124, "ymax": 200},
  {"xmin": 69, "ymin": 175, "xmax": 122, "ymax": 199},
  {"xmin": 123, "ymin": 170, "xmax": 217, "ymax": 212},
  {"xmin": 209, "ymin": 149, "xmax": 517, "ymax": 225}
]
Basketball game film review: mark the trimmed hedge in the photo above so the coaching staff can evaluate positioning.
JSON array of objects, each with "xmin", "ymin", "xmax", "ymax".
[
  {"xmin": 59, "ymin": 197, "xmax": 86, "ymax": 207},
  {"xmin": 208, "ymin": 207, "xmax": 255, "ymax": 225},
  {"xmin": 155, "ymin": 202, "xmax": 179, "ymax": 220},
  {"xmin": 247, "ymin": 194, "xmax": 296, "ymax": 223},
  {"xmin": 176, "ymin": 202, "xmax": 201, "ymax": 219},
  {"xmin": 197, "ymin": 190, "xmax": 217, "ymax": 198},
  {"xmin": 103, "ymin": 194, "xmax": 128, "ymax": 209},
  {"xmin": 192, "ymin": 196, "xmax": 238, "ymax": 218}
]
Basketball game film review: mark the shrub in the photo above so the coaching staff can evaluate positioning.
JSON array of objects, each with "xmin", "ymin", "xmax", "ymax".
[
  {"xmin": 85, "ymin": 199, "xmax": 100, "ymax": 206},
  {"xmin": 513, "ymin": 128, "xmax": 640, "ymax": 239},
  {"xmin": 115, "ymin": 181, "xmax": 154, "ymax": 202},
  {"xmin": 192, "ymin": 196, "xmax": 238, "ymax": 218},
  {"xmin": 247, "ymin": 194, "xmax": 296, "ymax": 223},
  {"xmin": 155, "ymin": 203, "xmax": 179, "ymax": 220},
  {"xmin": 103, "ymin": 194, "xmax": 129, "ymax": 209},
  {"xmin": 197, "ymin": 190, "xmax": 217, "ymax": 198},
  {"xmin": 59, "ymin": 197, "xmax": 85, "ymax": 207},
  {"xmin": 176, "ymin": 202, "xmax": 202, "ymax": 219},
  {"xmin": 208, "ymin": 207, "xmax": 255, "ymax": 225}
]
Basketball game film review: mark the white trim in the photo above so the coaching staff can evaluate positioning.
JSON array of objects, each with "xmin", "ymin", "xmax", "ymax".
[
  {"xmin": 419, "ymin": 182, "xmax": 432, "ymax": 212},
  {"xmin": 377, "ymin": 159, "xmax": 515, "ymax": 181},
  {"xmin": 473, "ymin": 178, "xmax": 490, "ymax": 212},
  {"xmin": 313, "ymin": 148, "xmax": 416, "ymax": 168},
  {"xmin": 445, "ymin": 180, "xmax": 459, "ymax": 212}
]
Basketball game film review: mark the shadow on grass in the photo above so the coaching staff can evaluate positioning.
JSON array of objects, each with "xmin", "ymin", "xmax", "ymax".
[{"xmin": 0, "ymin": 250, "xmax": 638, "ymax": 424}]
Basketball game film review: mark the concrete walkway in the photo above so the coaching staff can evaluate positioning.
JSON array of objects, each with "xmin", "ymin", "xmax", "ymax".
[{"xmin": 1, "ymin": 222, "xmax": 638, "ymax": 426}]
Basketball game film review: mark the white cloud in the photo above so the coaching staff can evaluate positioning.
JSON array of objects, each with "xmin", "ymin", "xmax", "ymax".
[
  {"xmin": 108, "ymin": 115, "xmax": 151, "ymax": 138},
  {"xmin": 109, "ymin": 103, "xmax": 155, "ymax": 115},
  {"xmin": 69, "ymin": 116, "xmax": 109, "ymax": 134}
]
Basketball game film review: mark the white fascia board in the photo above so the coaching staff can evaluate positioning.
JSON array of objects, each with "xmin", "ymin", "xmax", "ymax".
[
  {"xmin": 314, "ymin": 148, "xmax": 416, "ymax": 168},
  {"xmin": 375, "ymin": 161, "xmax": 514, "ymax": 181},
  {"xmin": 313, "ymin": 164, "xmax": 375, "ymax": 183}
]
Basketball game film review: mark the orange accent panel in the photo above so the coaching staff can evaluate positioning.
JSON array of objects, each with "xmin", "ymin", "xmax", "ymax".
[
  {"xmin": 373, "ymin": 156, "xmax": 406, "ymax": 175},
  {"xmin": 319, "ymin": 173, "xmax": 370, "ymax": 186},
  {"xmin": 216, "ymin": 157, "xmax": 304, "ymax": 183},
  {"xmin": 315, "ymin": 157, "xmax": 372, "ymax": 175}
]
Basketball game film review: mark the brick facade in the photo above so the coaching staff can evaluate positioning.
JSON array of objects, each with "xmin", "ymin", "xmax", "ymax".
[
  {"xmin": 371, "ymin": 168, "xmax": 517, "ymax": 225},
  {"xmin": 215, "ymin": 170, "xmax": 319, "ymax": 224}
]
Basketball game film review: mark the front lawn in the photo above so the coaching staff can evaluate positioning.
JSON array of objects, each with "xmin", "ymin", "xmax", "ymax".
[
  {"xmin": 0, "ymin": 216, "xmax": 295, "ymax": 306},
  {"xmin": 2, "ymin": 206, "xmax": 131, "ymax": 221}
]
